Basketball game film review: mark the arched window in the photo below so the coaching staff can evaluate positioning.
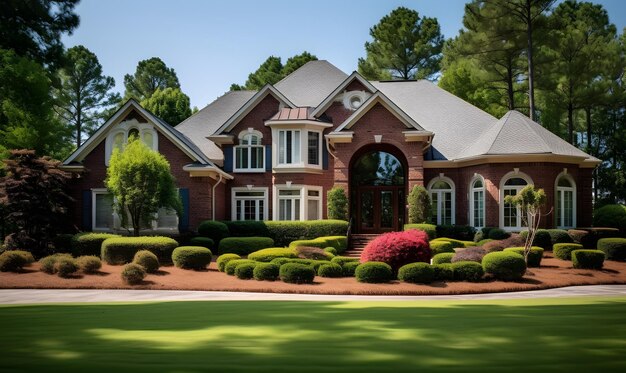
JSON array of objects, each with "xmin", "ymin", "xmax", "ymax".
[
  {"xmin": 428, "ymin": 176, "xmax": 455, "ymax": 225},
  {"xmin": 128, "ymin": 128, "xmax": 139, "ymax": 139},
  {"xmin": 556, "ymin": 173, "xmax": 576, "ymax": 228},
  {"xmin": 500, "ymin": 171, "xmax": 533, "ymax": 230},
  {"xmin": 105, "ymin": 120, "xmax": 158, "ymax": 166},
  {"xmin": 235, "ymin": 131, "xmax": 264, "ymax": 171},
  {"xmin": 469, "ymin": 175, "xmax": 485, "ymax": 228}
]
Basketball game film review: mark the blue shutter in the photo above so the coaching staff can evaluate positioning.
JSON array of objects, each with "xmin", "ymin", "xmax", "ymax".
[
  {"xmin": 82, "ymin": 190, "xmax": 92, "ymax": 231},
  {"xmin": 322, "ymin": 141, "xmax": 329, "ymax": 170},
  {"xmin": 178, "ymin": 188, "xmax": 190, "ymax": 232},
  {"xmin": 223, "ymin": 146, "xmax": 233, "ymax": 172},
  {"xmin": 265, "ymin": 145, "xmax": 272, "ymax": 172}
]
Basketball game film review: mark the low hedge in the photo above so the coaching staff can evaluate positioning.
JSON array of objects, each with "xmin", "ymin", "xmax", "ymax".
[
  {"xmin": 76, "ymin": 255, "xmax": 102, "ymax": 274},
  {"xmin": 482, "ymin": 251, "xmax": 527, "ymax": 281},
  {"xmin": 101, "ymin": 236, "xmax": 179, "ymax": 265},
  {"xmin": 217, "ymin": 237, "xmax": 275, "ymax": 256},
  {"xmin": 431, "ymin": 238, "xmax": 471, "ymax": 249},
  {"xmin": 279, "ymin": 263, "xmax": 316, "ymax": 284},
  {"xmin": 355, "ymin": 262, "xmax": 393, "ymax": 283},
  {"xmin": 488, "ymin": 228, "xmax": 510, "ymax": 240},
  {"xmin": 253, "ymin": 262, "xmax": 280, "ymax": 281},
  {"xmin": 225, "ymin": 259, "xmax": 255, "ymax": 276},
  {"xmin": 172, "ymin": 246, "xmax": 212, "ymax": 270},
  {"xmin": 436, "ymin": 225, "xmax": 476, "ymax": 241},
  {"xmin": 52, "ymin": 234, "xmax": 74, "ymax": 253},
  {"xmin": 197, "ymin": 220, "xmax": 229, "ymax": 244},
  {"xmin": 39, "ymin": 254, "xmax": 73, "ymax": 274},
  {"xmin": 330, "ymin": 256, "xmax": 360, "ymax": 266},
  {"xmin": 597, "ymin": 238, "xmax": 626, "ymax": 261},
  {"xmin": 216, "ymin": 254, "xmax": 241, "ymax": 272},
  {"xmin": 477, "ymin": 239, "xmax": 494, "ymax": 246},
  {"xmin": 553, "ymin": 243, "xmax": 583, "ymax": 261},
  {"xmin": 121, "ymin": 263, "xmax": 145, "ymax": 285},
  {"xmin": 248, "ymin": 248, "xmax": 297, "ymax": 262},
  {"xmin": 572, "ymin": 250, "xmax": 605, "ymax": 270},
  {"xmin": 324, "ymin": 247, "xmax": 338, "ymax": 256},
  {"xmin": 342, "ymin": 261, "xmax": 360, "ymax": 277},
  {"xmin": 429, "ymin": 241, "xmax": 455, "ymax": 256},
  {"xmin": 72, "ymin": 232, "xmax": 120, "ymax": 257},
  {"xmin": 189, "ymin": 237, "xmax": 214, "ymax": 250},
  {"xmin": 431, "ymin": 253, "xmax": 454, "ymax": 265},
  {"xmin": 132, "ymin": 250, "xmax": 160, "ymax": 273},
  {"xmin": 0, "ymin": 250, "xmax": 34, "ymax": 272},
  {"xmin": 265, "ymin": 220, "xmax": 348, "ymax": 247},
  {"xmin": 403, "ymin": 224, "xmax": 437, "ymax": 240},
  {"xmin": 519, "ymin": 230, "xmax": 552, "ymax": 250},
  {"xmin": 288, "ymin": 236, "xmax": 348, "ymax": 254},
  {"xmin": 235, "ymin": 262, "xmax": 257, "ymax": 280},
  {"xmin": 545, "ymin": 229, "xmax": 574, "ymax": 248},
  {"xmin": 317, "ymin": 263, "xmax": 343, "ymax": 278},
  {"xmin": 451, "ymin": 261, "xmax": 484, "ymax": 282},
  {"xmin": 398, "ymin": 262, "xmax": 434, "ymax": 284},
  {"xmin": 593, "ymin": 204, "xmax": 626, "ymax": 233},
  {"xmin": 503, "ymin": 247, "xmax": 544, "ymax": 267},
  {"xmin": 270, "ymin": 257, "xmax": 292, "ymax": 266},
  {"xmin": 432, "ymin": 263, "xmax": 454, "ymax": 281},
  {"xmin": 285, "ymin": 258, "xmax": 329, "ymax": 271},
  {"xmin": 223, "ymin": 221, "xmax": 269, "ymax": 237}
]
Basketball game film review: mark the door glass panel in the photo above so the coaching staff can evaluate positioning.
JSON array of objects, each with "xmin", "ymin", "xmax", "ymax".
[
  {"xmin": 360, "ymin": 190, "xmax": 374, "ymax": 229},
  {"xmin": 443, "ymin": 191, "xmax": 452, "ymax": 225},
  {"xmin": 430, "ymin": 192, "xmax": 439, "ymax": 225},
  {"xmin": 503, "ymin": 189, "xmax": 517, "ymax": 227},
  {"xmin": 380, "ymin": 190, "xmax": 393, "ymax": 228}
]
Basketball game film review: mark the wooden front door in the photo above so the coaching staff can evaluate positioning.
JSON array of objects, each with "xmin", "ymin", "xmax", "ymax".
[{"xmin": 356, "ymin": 186, "xmax": 401, "ymax": 233}]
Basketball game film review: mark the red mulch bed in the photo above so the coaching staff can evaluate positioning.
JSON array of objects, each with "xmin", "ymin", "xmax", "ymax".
[{"xmin": 2, "ymin": 253, "xmax": 625, "ymax": 295}]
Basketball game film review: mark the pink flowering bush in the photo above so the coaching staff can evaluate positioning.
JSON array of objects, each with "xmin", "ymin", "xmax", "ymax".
[{"xmin": 360, "ymin": 229, "xmax": 431, "ymax": 271}]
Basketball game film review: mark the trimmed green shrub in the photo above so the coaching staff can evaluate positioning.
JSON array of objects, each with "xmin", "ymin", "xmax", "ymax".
[
  {"xmin": 404, "ymin": 223, "xmax": 437, "ymax": 240},
  {"xmin": 430, "ymin": 238, "xmax": 465, "ymax": 249},
  {"xmin": 225, "ymin": 259, "xmax": 255, "ymax": 276},
  {"xmin": 580, "ymin": 228, "xmax": 621, "ymax": 250},
  {"xmin": 519, "ymin": 230, "xmax": 552, "ymax": 250},
  {"xmin": 488, "ymin": 228, "xmax": 510, "ymax": 240},
  {"xmin": 54, "ymin": 257, "xmax": 78, "ymax": 278},
  {"xmin": 288, "ymin": 236, "xmax": 348, "ymax": 254},
  {"xmin": 189, "ymin": 237, "xmax": 214, "ymax": 250},
  {"xmin": 553, "ymin": 243, "xmax": 583, "ymax": 261},
  {"xmin": 327, "ymin": 187, "xmax": 348, "ymax": 221},
  {"xmin": 482, "ymin": 251, "xmax": 527, "ymax": 281},
  {"xmin": 331, "ymin": 256, "xmax": 360, "ymax": 266},
  {"xmin": 597, "ymin": 238, "xmax": 626, "ymax": 261},
  {"xmin": 121, "ymin": 263, "xmax": 145, "ymax": 285},
  {"xmin": 545, "ymin": 229, "xmax": 574, "ymax": 248},
  {"xmin": 432, "ymin": 263, "xmax": 454, "ymax": 281},
  {"xmin": 503, "ymin": 247, "xmax": 544, "ymax": 267},
  {"xmin": 572, "ymin": 250, "xmax": 605, "ymax": 270},
  {"xmin": 197, "ymin": 220, "xmax": 229, "ymax": 244},
  {"xmin": 279, "ymin": 263, "xmax": 316, "ymax": 284},
  {"xmin": 235, "ymin": 262, "xmax": 257, "ymax": 280},
  {"xmin": 355, "ymin": 262, "xmax": 393, "ymax": 283},
  {"xmin": 253, "ymin": 262, "xmax": 280, "ymax": 281},
  {"xmin": 270, "ymin": 257, "xmax": 292, "ymax": 267},
  {"xmin": 398, "ymin": 262, "xmax": 434, "ymax": 284},
  {"xmin": 342, "ymin": 261, "xmax": 360, "ymax": 277},
  {"xmin": 132, "ymin": 250, "xmax": 160, "ymax": 273},
  {"xmin": 451, "ymin": 247, "xmax": 486, "ymax": 263},
  {"xmin": 407, "ymin": 185, "xmax": 431, "ymax": 224},
  {"xmin": 76, "ymin": 256, "xmax": 102, "ymax": 274},
  {"xmin": 567, "ymin": 229, "xmax": 588, "ymax": 244},
  {"xmin": 593, "ymin": 204, "xmax": 626, "ymax": 233},
  {"xmin": 436, "ymin": 225, "xmax": 476, "ymax": 241},
  {"xmin": 172, "ymin": 246, "xmax": 212, "ymax": 270},
  {"xmin": 295, "ymin": 246, "xmax": 334, "ymax": 260},
  {"xmin": 216, "ymin": 254, "xmax": 241, "ymax": 272},
  {"xmin": 324, "ymin": 247, "xmax": 338, "ymax": 256},
  {"xmin": 248, "ymin": 248, "xmax": 297, "ymax": 262},
  {"xmin": 39, "ymin": 254, "xmax": 73, "ymax": 274},
  {"xmin": 265, "ymin": 220, "xmax": 348, "ymax": 247},
  {"xmin": 451, "ymin": 261, "xmax": 484, "ymax": 282},
  {"xmin": 317, "ymin": 263, "xmax": 343, "ymax": 278},
  {"xmin": 217, "ymin": 237, "xmax": 274, "ymax": 256},
  {"xmin": 284, "ymin": 258, "xmax": 328, "ymax": 271},
  {"xmin": 0, "ymin": 250, "xmax": 33, "ymax": 272},
  {"xmin": 429, "ymin": 240, "xmax": 455, "ymax": 256},
  {"xmin": 72, "ymin": 232, "xmax": 120, "ymax": 257},
  {"xmin": 477, "ymin": 239, "xmax": 494, "ymax": 246},
  {"xmin": 223, "ymin": 221, "xmax": 269, "ymax": 237},
  {"xmin": 431, "ymin": 252, "xmax": 454, "ymax": 265},
  {"xmin": 101, "ymin": 236, "xmax": 179, "ymax": 265}
]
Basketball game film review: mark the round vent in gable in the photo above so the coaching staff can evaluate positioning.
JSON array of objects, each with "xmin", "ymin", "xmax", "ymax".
[{"xmin": 343, "ymin": 91, "xmax": 370, "ymax": 111}]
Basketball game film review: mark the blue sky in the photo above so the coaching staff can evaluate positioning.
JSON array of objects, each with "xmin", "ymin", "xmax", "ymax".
[{"xmin": 62, "ymin": 0, "xmax": 626, "ymax": 110}]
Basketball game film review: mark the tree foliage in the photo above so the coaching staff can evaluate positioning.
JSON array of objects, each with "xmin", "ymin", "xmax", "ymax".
[
  {"xmin": 141, "ymin": 87, "xmax": 192, "ymax": 125},
  {"xmin": 407, "ymin": 185, "xmax": 431, "ymax": 224},
  {"xmin": 0, "ymin": 150, "xmax": 73, "ymax": 257},
  {"xmin": 123, "ymin": 57, "xmax": 180, "ymax": 101},
  {"xmin": 358, "ymin": 7, "xmax": 444, "ymax": 81},
  {"xmin": 231, "ymin": 52, "xmax": 318, "ymax": 91},
  {"xmin": 105, "ymin": 138, "xmax": 181, "ymax": 236},
  {"xmin": 504, "ymin": 185, "xmax": 548, "ymax": 265},
  {"xmin": 327, "ymin": 187, "xmax": 348, "ymax": 221}
]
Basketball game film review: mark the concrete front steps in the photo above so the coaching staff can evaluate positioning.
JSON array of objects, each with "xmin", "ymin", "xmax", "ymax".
[{"xmin": 343, "ymin": 234, "xmax": 379, "ymax": 257}]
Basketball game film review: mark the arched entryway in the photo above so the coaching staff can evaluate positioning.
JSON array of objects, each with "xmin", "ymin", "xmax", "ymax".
[{"xmin": 349, "ymin": 145, "xmax": 407, "ymax": 233}]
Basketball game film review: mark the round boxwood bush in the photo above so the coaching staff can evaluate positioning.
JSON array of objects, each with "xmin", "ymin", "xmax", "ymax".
[
  {"xmin": 197, "ymin": 220, "xmax": 230, "ymax": 244},
  {"xmin": 452, "ymin": 247, "xmax": 486, "ymax": 263},
  {"xmin": 39, "ymin": 254, "xmax": 73, "ymax": 274},
  {"xmin": 270, "ymin": 257, "xmax": 292, "ymax": 267},
  {"xmin": 330, "ymin": 256, "xmax": 360, "ymax": 266},
  {"xmin": 54, "ymin": 257, "xmax": 78, "ymax": 278},
  {"xmin": 253, "ymin": 263, "xmax": 280, "ymax": 281},
  {"xmin": 432, "ymin": 263, "xmax": 454, "ymax": 281},
  {"xmin": 503, "ymin": 247, "xmax": 544, "ymax": 267},
  {"xmin": 133, "ymin": 250, "xmax": 160, "ymax": 273},
  {"xmin": 324, "ymin": 247, "xmax": 338, "ymax": 256},
  {"xmin": 76, "ymin": 255, "xmax": 102, "ymax": 274},
  {"xmin": 482, "ymin": 251, "xmax": 527, "ymax": 281},
  {"xmin": 355, "ymin": 262, "xmax": 393, "ymax": 283},
  {"xmin": 572, "ymin": 249, "xmax": 605, "ymax": 270},
  {"xmin": 545, "ymin": 229, "xmax": 574, "ymax": 248},
  {"xmin": 398, "ymin": 262, "xmax": 434, "ymax": 284},
  {"xmin": 360, "ymin": 230, "xmax": 431, "ymax": 271},
  {"xmin": 519, "ymin": 230, "xmax": 552, "ymax": 250},
  {"xmin": 430, "ymin": 238, "xmax": 465, "ymax": 249},
  {"xmin": 235, "ymin": 262, "xmax": 257, "ymax": 280},
  {"xmin": 172, "ymin": 246, "xmax": 212, "ymax": 270},
  {"xmin": 597, "ymin": 238, "xmax": 626, "ymax": 261},
  {"xmin": 121, "ymin": 263, "xmax": 146, "ymax": 285},
  {"xmin": 341, "ymin": 261, "xmax": 360, "ymax": 277},
  {"xmin": 0, "ymin": 250, "xmax": 33, "ymax": 272},
  {"xmin": 430, "ymin": 241, "xmax": 455, "ymax": 256},
  {"xmin": 431, "ymin": 252, "xmax": 454, "ymax": 265},
  {"xmin": 248, "ymin": 248, "xmax": 297, "ymax": 262},
  {"xmin": 488, "ymin": 228, "xmax": 510, "ymax": 240},
  {"xmin": 593, "ymin": 204, "xmax": 626, "ymax": 233},
  {"xmin": 553, "ymin": 243, "xmax": 583, "ymax": 260},
  {"xmin": 189, "ymin": 237, "xmax": 214, "ymax": 250},
  {"xmin": 225, "ymin": 259, "xmax": 255, "ymax": 276},
  {"xmin": 451, "ymin": 261, "xmax": 484, "ymax": 282},
  {"xmin": 317, "ymin": 263, "xmax": 343, "ymax": 278},
  {"xmin": 217, "ymin": 254, "xmax": 241, "ymax": 272},
  {"xmin": 279, "ymin": 263, "xmax": 316, "ymax": 284}
]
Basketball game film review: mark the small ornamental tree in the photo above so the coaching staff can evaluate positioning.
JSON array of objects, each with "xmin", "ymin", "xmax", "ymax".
[
  {"xmin": 106, "ymin": 137, "xmax": 181, "ymax": 236},
  {"xmin": 0, "ymin": 150, "xmax": 73, "ymax": 257},
  {"xmin": 327, "ymin": 187, "xmax": 348, "ymax": 221},
  {"xmin": 407, "ymin": 185, "xmax": 431, "ymax": 224},
  {"xmin": 504, "ymin": 185, "xmax": 549, "ymax": 265}
]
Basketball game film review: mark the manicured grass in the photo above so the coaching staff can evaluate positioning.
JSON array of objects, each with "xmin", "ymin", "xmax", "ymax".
[{"xmin": 1, "ymin": 297, "xmax": 626, "ymax": 372}]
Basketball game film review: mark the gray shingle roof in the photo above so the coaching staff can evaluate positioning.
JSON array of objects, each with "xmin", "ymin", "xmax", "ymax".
[
  {"xmin": 176, "ymin": 91, "xmax": 256, "ymax": 162},
  {"xmin": 275, "ymin": 60, "xmax": 348, "ymax": 107}
]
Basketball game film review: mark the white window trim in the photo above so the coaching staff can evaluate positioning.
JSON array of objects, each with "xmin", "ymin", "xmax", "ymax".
[
  {"xmin": 272, "ymin": 184, "xmax": 322, "ymax": 221},
  {"xmin": 105, "ymin": 119, "xmax": 158, "ymax": 166},
  {"xmin": 231, "ymin": 187, "xmax": 269, "ymax": 221},
  {"xmin": 270, "ymin": 125, "xmax": 324, "ymax": 173},
  {"xmin": 499, "ymin": 170, "xmax": 533, "ymax": 231},
  {"xmin": 469, "ymin": 174, "xmax": 486, "ymax": 229},
  {"xmin": 427, "ymin": 176, "xmax": 456, "ymax": 225},
  {"xmin": 233, "ymin": 129, "xmax": 265, "ymax": 173},
  {"xmin": 92, "ymin": 188, "xmax": 114, "ymax": 232},
  {"xmin": 555, "ymin": 171, "xmax": 577, "ymax": 229}
]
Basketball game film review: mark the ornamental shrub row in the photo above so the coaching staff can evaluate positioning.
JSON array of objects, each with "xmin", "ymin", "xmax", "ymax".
[
  {"xmin": 247, "ymin": 248, "xmax": 297, "ymax": 262},
  {"xmin": 289, "ymin": 236, "xmax": 348, "ymax": 254},
  {"xmin": 503, "ymin": 247, "xmax": 544, "ymax": 267},
  {"xmin": 72, "ymin": 233, "xmax": 121, "ymax": 257},
  {"xmin": 519, "ymin": 229, "xmax": 573, "ymax": 250},
  {"xmin": 429, "ymin": 240, "xmax": 455, "ymax": 256},
  {"xmin": 217, "ymin": 237, "xmax": 274, "ymax": 256},
  {"xmin": 435, "ymin": 225, "xmax": 476, "ymax": 241},
  {"xmin": 101, "ymin": 236, "xmax": 179, "ymax": 264}
]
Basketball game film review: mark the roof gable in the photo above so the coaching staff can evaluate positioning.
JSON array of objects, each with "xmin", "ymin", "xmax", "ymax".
[
  {"xmin": 311, "ymin": 71, "xmax": 377, "ymax": 117},
  {"xmin": 275, "ymin": 60, "xmax": 348, "ymax": 107}
]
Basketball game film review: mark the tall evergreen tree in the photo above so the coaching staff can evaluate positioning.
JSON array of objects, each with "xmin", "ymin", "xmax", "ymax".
[
  {"xmin": 123, "ymin": 57, "xmax": 180, "ymax": 101},
  {"xmin": 141, "ymin": 88, "xmax": 192, "ymax": 125},
  {"xmin": 230, "ymin": 52, "xmax": 318, "ymax": 91}
]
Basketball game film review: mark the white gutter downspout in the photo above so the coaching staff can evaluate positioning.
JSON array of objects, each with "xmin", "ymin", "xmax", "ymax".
[
  {"xmin": 211, "ymin": 173, "xmax": 224, "ymax": 221},
  {"xmin": 325, "ymin": 137, "xmax": 337, "ymax": 159}
]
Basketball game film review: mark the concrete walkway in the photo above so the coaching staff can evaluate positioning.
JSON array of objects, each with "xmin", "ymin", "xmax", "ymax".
[{"xmin": 1, "ymin": 285, "xmax": 626, "ymax": 304}]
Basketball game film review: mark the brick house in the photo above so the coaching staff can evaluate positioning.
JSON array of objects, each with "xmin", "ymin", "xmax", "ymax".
[{"xmin": 62, "ymin": 60, "xmax": 599, "ymax": 234}]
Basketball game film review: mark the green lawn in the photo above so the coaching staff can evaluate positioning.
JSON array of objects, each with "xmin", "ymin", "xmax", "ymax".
[{"xmin": 1, "ymin": 297, "xmax": 626, "ymax": 372}]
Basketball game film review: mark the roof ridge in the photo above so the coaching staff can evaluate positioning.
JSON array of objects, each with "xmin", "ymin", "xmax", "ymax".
[
  {"xmin": 485, "ymin": 111, "xmax": 514, "ymax": 154},
  {"xmin": 514, "ymin": 110, "xmax": 553, "ymax": 153}
]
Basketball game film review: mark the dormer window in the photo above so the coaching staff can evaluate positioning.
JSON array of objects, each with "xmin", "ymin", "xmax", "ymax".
[
  {"xmin": 234, "ymin": 130, "xmax": 264, "ymax": 172},
  {"xmin": 105, "ymin": 119, "xmax": 158, "ymax": 165}
]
